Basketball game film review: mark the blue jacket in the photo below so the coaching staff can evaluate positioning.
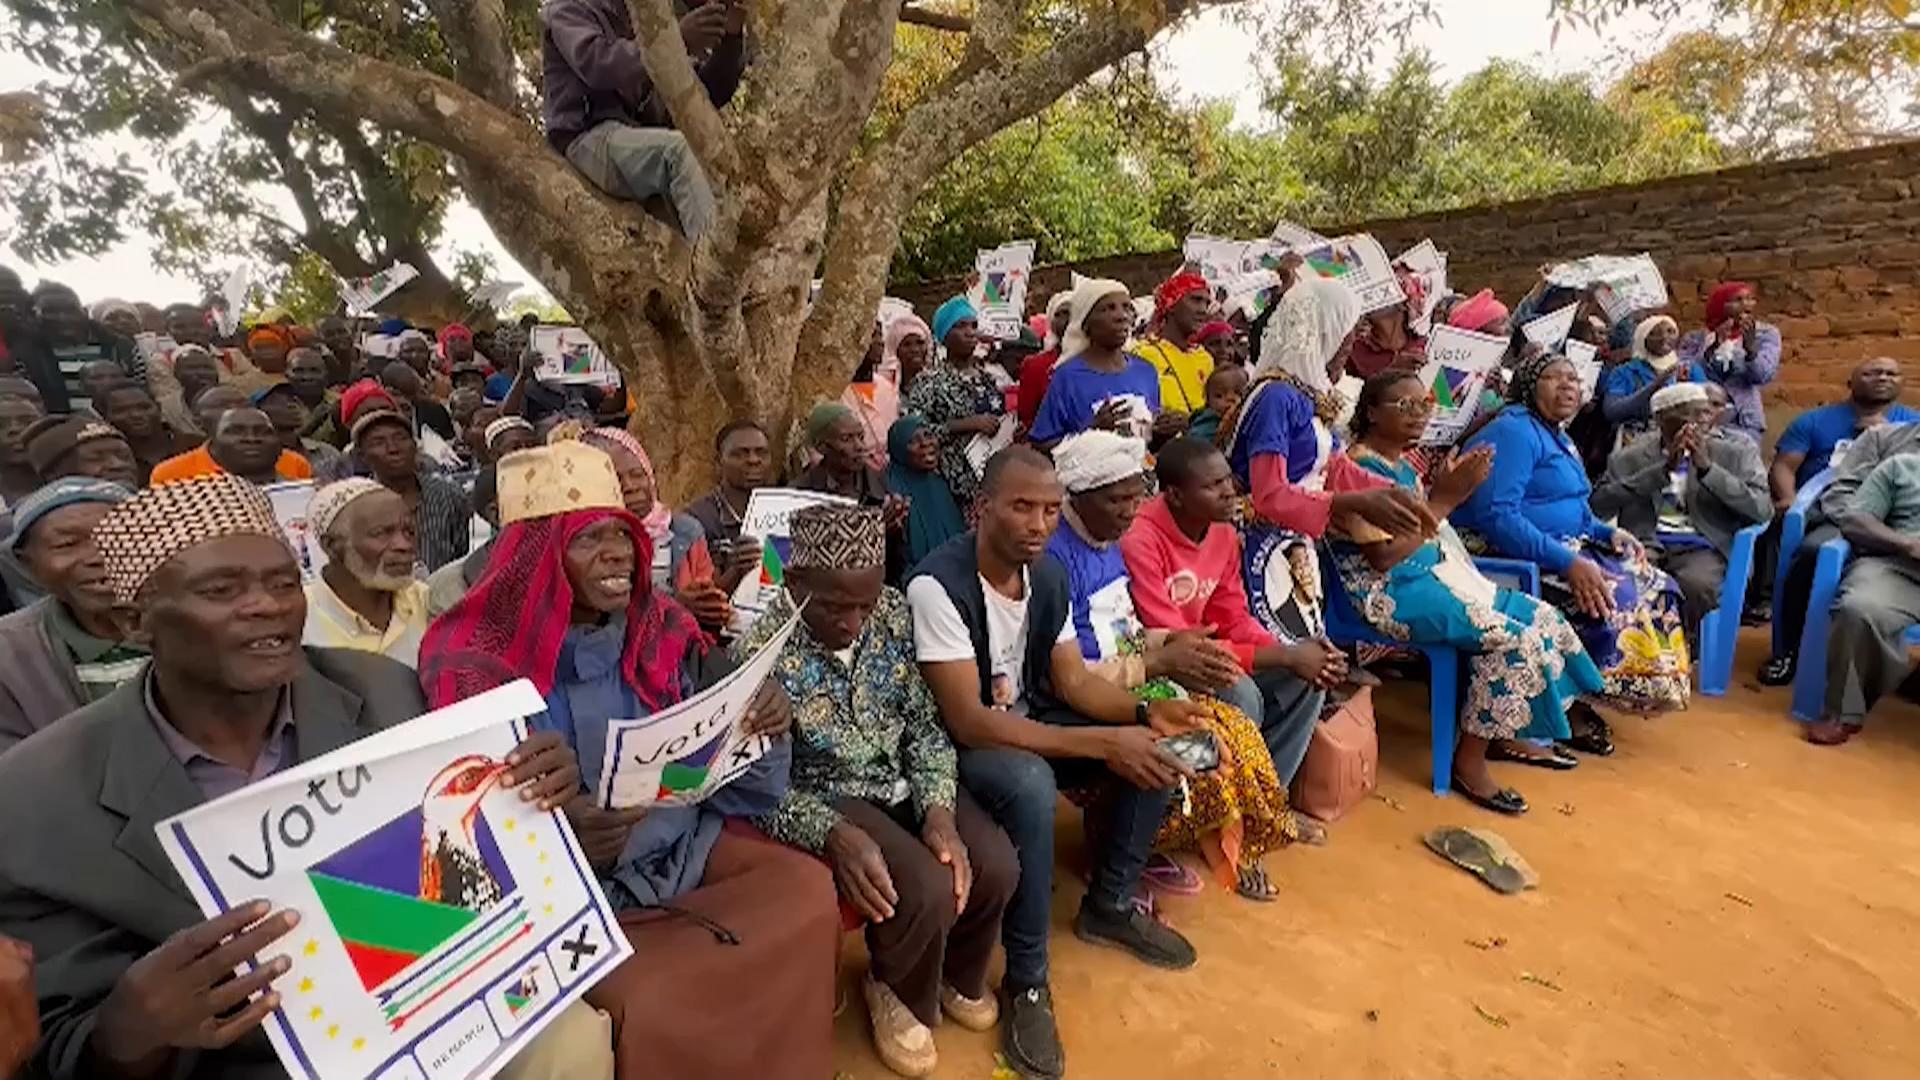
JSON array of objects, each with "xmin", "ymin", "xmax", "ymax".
[{"xmin": 1453, "ymin": 405, "xmax": 1618, "ymax": 574}]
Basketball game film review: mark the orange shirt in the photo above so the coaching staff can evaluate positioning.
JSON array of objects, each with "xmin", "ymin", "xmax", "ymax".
[{"xmin": 149, "ymin": 444, "xmax": 314, "ymax": 486}]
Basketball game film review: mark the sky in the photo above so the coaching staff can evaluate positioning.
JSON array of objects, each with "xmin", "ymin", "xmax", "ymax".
[{"xmin": 0, "ymin": 0, "xmax": 1683, "ymax": 307}]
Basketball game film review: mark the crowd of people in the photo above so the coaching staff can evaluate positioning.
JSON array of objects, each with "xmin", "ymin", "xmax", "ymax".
[{"xmin": 0, "ymin": 235, "xmax": 1915, "ymax": 1080}]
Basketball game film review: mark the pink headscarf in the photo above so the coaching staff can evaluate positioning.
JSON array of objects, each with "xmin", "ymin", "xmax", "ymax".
[
  {"xmin": 1447, "ymin": 289, "xmax": 1509, "ymax": 333},
  {"xmin": 882, "ymin": 312, "xmax": 931, "ymax": 384},
  {"xmin": 581, "ymin": 427, "xmax": 673, "ymax": 545}
]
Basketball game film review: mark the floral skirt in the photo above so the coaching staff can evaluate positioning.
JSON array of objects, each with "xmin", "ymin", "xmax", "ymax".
[
  {"xmin": 1137, "ymin": 683, "xmax": 1299, "ymax": 882},
  {"xmin": 1541, "ymin": 540, "xmax": 1692, "ymax": 714}
]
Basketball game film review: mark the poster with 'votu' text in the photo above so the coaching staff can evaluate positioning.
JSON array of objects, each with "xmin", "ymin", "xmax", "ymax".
[{"xmin": 156, "ymin": 681, "xmax": 631, "ymax": 1080}]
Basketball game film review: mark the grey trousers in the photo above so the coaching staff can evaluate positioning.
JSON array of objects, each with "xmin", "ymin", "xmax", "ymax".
[
  {"xmin": 1216, "ymin": 668, "xmax": 1324, "ymax": 787},
  {"xmin": 1664, "ymin": 546, "xmax": 1728, "ymax": 640},
  {"xmin": 565, "ymin": 121, "xmax": 716, "ymax": 242},
  {"xmin": 1826, "ymin": 554, "xmax": 1920, "ymax": 724}
]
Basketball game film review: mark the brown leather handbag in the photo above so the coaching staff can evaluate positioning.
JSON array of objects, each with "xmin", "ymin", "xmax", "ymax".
[{"xmin": 1291, "ymin": 686, "xmax": 1378, "ymax": 822}]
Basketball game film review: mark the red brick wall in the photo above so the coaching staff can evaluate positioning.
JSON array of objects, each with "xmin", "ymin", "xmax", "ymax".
[{"xmin": 892, "ymin": 140, "xmax": 1920, "ymax": 419}]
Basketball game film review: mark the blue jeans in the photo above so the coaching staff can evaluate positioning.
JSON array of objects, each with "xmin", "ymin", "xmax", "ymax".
[
  {"xmin": 957, "ymin": 721, "xmax": 1174, "ymax": 989},
  {"xmin": 564, "ymin": 121, "xmax": 716, "ymax": 242},
  {"xmin": 1216, "ymin": 669, "xmax": 1324, "ymax": 787}
]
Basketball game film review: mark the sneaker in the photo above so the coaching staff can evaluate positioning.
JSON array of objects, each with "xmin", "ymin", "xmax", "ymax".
[
  {"xmin": 1000, "ymin": 984, "xmax": 1065, "ymax": 1080},
  {"xmin": 863, "ymin": 975, "xmax": 936, "ymax": 1078},
  {"xmin": 1073, "ymin": 897, "xmax": 1197, "ymax": 970},
  {"xmin": 940, "ymin": 983, "xmax": 999, "ymax": 1032}
]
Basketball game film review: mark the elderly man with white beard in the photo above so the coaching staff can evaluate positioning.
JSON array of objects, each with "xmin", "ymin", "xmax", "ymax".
[{"xmin": 300, "ymin": 477, "xmax": 432, "ymax": 668}]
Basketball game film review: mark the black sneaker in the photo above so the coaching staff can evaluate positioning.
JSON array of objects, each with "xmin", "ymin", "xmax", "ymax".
[
  {"xmin": 1001, "ymin": 983, "xmax": 1065, "ymax": 1080},
  {"xmin": 1073, "ymin": 898, "xmax": 1197, "ymax": 970}
]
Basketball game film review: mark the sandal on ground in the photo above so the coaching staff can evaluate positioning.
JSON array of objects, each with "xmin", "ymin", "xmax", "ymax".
[
  {"xmin": 1140, "ymin": 853, "xmax": 1204, "ymax": 896},
  {"xmin": 1450, "ymin": 775, "xmax": 1529, "ymax": 816},
  {"xmin": 1487, "ymin": 742, "xmax": 1579, "ymax": 771},
  {"xmin": 1757, "ymin": 654, "xmax": 1797, "ymax": 687},
  {"xmin": 1236, "ymin": 863, "xmax": 1280, "ymax": 902},
  {"xmin": 1291, "ymin": 812, "xmax": 1330, "ymax": 847},
  {"xmin": 1805, "ymin": 718, "xmax": 1862, "ymax": 746}
]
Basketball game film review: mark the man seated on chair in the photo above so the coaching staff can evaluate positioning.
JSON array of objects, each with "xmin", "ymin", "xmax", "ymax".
[
  {"xmin": 1758, "ymin": 406, "xmax": 1920, "ymax": 686},
  {"xmin": 1806, "ymin": 451, "xmax": 1920, "ymax": 745},
  {"xmin": 1591, "ymin": 382, "xmax": 1772, "ymax": 639},
  {"xmin": 746, "ymin": 504, "xmax": 1016, "ymax": 1079},
  {"xmin": 905, "ymin": 446, "xmax": 1209, "ymax": 1080}
]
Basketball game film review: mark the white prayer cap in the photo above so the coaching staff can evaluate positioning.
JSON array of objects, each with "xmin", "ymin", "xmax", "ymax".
[
  {"xmin": 1650, "ymin": 383, "xmax": 1709, "ymax": 414},
  {"xmin": 1054, "ymin": 430, "xmax": 1148, "ymax": 494}
]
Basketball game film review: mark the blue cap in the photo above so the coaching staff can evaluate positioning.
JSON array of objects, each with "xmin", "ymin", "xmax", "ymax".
[{"xmin": 8, "ymin": 476, "xmax": 131, "ymax": 552}]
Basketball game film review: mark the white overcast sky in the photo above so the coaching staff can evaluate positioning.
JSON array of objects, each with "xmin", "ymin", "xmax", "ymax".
[{"xmin": 0, "ymin": 0, "xmax": 1681, "ymax": 306}]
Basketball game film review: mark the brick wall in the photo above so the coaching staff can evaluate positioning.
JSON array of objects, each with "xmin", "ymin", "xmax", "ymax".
[{"xmin": 892, "ymin": 139, "xmax": 1920, "ymax": 423}]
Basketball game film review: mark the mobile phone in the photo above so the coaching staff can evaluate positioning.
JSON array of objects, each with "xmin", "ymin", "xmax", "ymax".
[{"xmin": 1157, "ymin": 730, "xmax": 1221, "ymax": 774}]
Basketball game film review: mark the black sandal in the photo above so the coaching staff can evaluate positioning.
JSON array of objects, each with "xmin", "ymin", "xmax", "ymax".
[
  {"xmin": 1559, "ymin": 706, "xmax": 1615, "ymax": 757},
  {"xmin": 1757, "ymin": 654, "xmax": 1797, "ymax": 687},
  {"xmin": 1487, "ymin": 742, "xmax": 1579, "ymax": 771},
  {"xmin": 1236, "ymin": 864, "xmax": 1280, "ymax": 903},
  {"xmin": 1451, "ymin": 776, "xmax": 1529, "ymax": 816}
]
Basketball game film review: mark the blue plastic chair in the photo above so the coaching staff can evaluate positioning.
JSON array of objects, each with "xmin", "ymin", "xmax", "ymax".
[
  {"xmin": 1771, "ymin": 468, "xmax": 1835, "ymax": 659},
  {"xmin": 1791, "ymin": 536, "xmax": 1920, "ymax": 722},
  {"xmin": 1318, "ymin": 550, "xmax": 1538, "ymax": 795},
  {"xmin": 1698, "ymin": 523, "xmax": 1767, "ymax": 697}
]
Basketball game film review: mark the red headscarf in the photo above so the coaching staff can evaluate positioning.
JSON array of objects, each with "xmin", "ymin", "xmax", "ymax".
[
  {"xmin": 1447, "ymin": 289, "xmax": 1509, "ymax": 333},
  {"xmin": 1194, "ymin": 320, "xmax": 1235, "ymax": 344},
  {"xmin": 1705, "ymin": 282, "xmax": 1752, "ymax": 329},
  {"xmin": 418, "ymin": 506, "xmax": 708, "ymax": 711},
  {"xmin": 1153, "ymin": 271, "xmax": 1211, "ymax": 326}
]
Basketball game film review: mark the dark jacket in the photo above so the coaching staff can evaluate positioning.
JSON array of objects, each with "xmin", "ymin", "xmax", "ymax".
[
  {"xmin": 908, "ymin": 533, "xmax": 1071, "ymax": 716},
  {"xmin": 539, "ymin": 0, "xmax": 747, "ymax": 153},
  {"xmin": 0, "ymin": 649, "xmax": 426, "ymax": 1080}
]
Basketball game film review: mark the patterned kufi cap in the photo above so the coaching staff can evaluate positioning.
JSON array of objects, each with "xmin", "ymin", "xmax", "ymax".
[
  {"xmin": 788, "ymin": 504, "xmax": 885, "ymax": 571},
  {"xmin": 95, "ymin": 473, "xmax": 292, "ymax": 603},
  {"xmin": 308, "ymin": 478, "xmax": 386, "ymax": 539},
  {"xmin": 496, "ymin": 441, "xmax": 624, "ymax": 526}
]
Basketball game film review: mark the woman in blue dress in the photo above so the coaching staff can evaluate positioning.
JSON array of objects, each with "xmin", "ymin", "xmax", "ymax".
[
  {"xmin": 1455, "ymin": 352, "xmax": 1693, "ymax": 747},
  {"xmin": 1028, "ymin": 277, "xmax": 1168, "ymax": 450},
  {"xmin": 1330, "ymin": 371, "xmax": 1607, "ymax": 814}
]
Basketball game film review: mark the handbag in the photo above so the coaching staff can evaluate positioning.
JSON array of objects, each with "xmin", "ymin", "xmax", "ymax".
[{"xmin": 1290, "ymin": 686, "xmax": 1378, "ymax": 822}]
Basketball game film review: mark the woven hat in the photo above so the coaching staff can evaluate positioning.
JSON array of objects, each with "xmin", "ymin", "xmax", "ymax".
[
  {"xmin": 788, "ymin": 504, "xmax": 884, "ymax": 571},
  {"xmin": 309, "ymin": 477, "xmax": 386, "ymax": 539},
  {"xmin": 484, "ymin": 415, "xmax": 534, "ymax": 448},
  {"xmin": 497, "ymin": 442, "xmax": 623, "ymax": 526},
  {"xmin": 94, "ymin": 473, "xmax": 292, "ymax": 603}
]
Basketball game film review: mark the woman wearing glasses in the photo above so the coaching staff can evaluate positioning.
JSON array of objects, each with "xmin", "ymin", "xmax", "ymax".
[{"xmin": 1327, "ymin": 368, "xmax": 1607, "ymax": 814}]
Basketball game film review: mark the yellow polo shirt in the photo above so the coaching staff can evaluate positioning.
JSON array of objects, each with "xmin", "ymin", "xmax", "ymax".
[{"xmin": 1134, "ymin": 337, "xmax": 1214, "ymax": 415}]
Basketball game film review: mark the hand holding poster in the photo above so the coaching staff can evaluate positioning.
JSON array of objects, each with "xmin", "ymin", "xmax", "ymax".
[
  {"xmin": 968, "ymin": 241, "xmax": 1036, "ymax": 341},
  {"xmin": 155, "ymin": 681, "xmax": 631, "ymax": 1080},
  {"xmin": 1521, "ymin": 303, "xmax": 1578, "ymax": 351},
  {"xmin": 727, "ymin": 488, "xmax": 857, "ymax": 631},
  {"xmin": 598, "ymin": 609, "xmax": 803, "ymax": 810},
  {"xmin": 1417, "ymin": 325, "xmax": 1508, "ymax": 447},
  {"xmin": 530, "ymin": 326, "xmax": 619, "ymax": 388},
  {"xmin": 1545, "ymin": 254, "xmax": 1670, "ymax": 324}
]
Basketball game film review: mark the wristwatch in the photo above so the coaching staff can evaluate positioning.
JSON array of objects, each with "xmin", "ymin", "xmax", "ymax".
[{"xmin": 1135, "ymin": 701, "xmax": 1150, "ymax": 727}]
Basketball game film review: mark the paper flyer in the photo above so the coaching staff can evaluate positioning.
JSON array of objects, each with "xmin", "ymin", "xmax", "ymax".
[
  {"xmin": 968, "ymin": 241, "xmax": 1036, "ymax": 341},
  {"xmin": 1521, "ymin": 304, "xmax": 1578, "ymax": 351},
  {"xmin": 598, "ymin": 609, "xmax": 803, "ymax": 810},
  {"xmin": 530, "ymin": 326, "xmax": 619, "ymax": 388},
  {"xmin": 1417, "ymin": 325, "xmax": 1508, "ymax": 447},
  {"xmin": 155, "ymin": 681, "xmax": 631, "ymax": 1080},
  {"xmin": 469, "ymin": 280, "xmax": 524, "ymax": 311},
  {"xmin": 133, "ymin": 332, "xmax": 181, "ymax": 372},
  {"xmin": 1296, "ymin": 233, "xmax": 1406, "ymax": 314},
  {"xmin": 964, "ymin": 413, "xmax": 1017, "ymax": 477},
  {"xmin": 360, "ymin": 333, "xmax": 401, "ymax": 362},
  {"xmin": 726, "ymin": 488, "xmax": 857, "ymax": 631},
  {"xmin": 264, "ymin": 480, "xmax": 328, "ymax": 583},
  {"xmin": 338, "ymin": 263, "xmax": 420, "ymax": 317},
  {"xmin": 1392, "ymin": 240, "xmax": 1448, "ymax": 334},
  {"xmin": 214, "ymin": 264, "xmax": 251, "ymax": 338},
  {"xmin": 1182, "ymin": 235, "xmax": 1249, "ymax": 287},
  {"xmin": 1545, "ymin": 254, "xmax": 1670, "ymax": 324},
  {"xmin": 1564, "ymin": 339, "xmax": 1602, "ymax": 403},
  {"xmin": 1269, "ymin": 220, "xmax": 1331, "ymax": 250}
]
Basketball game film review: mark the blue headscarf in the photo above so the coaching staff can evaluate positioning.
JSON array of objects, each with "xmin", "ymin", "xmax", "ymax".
[
  {"xmin": 885, "ymin": 416, "xmax": 966, "ymax": 567},
  {"xmin": 931, "ymin": 296, "xmax": 978, "ymax": 353}
]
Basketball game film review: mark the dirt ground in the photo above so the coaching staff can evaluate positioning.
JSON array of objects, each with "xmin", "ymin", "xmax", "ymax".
[{"xmin": 831, "ymin": 629, "xmax": 1920, "ymax": 1079}]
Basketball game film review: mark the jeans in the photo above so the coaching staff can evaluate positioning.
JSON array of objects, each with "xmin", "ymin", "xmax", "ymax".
[
  {"xmin": 1216, "ymin": 669, "xmax": 1324, "ymax": 787},
  {"xmin": 564, "ymin": 121, "xmax": 716, "ymax": 242},
  {"xmin": 957, "ymin": 721, "xmax": 1174, "ymax": 989}
]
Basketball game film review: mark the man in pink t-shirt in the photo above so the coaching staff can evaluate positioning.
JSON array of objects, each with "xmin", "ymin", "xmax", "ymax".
[{"xmin": 1120, "ymin": 438, "xmax": 1348, "ymax": 792}]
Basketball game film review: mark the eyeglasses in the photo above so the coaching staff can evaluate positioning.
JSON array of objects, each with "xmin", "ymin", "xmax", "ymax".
[{"xmin": 1383, "ymin": 396, "xmax": 1434, "ymax": 416}]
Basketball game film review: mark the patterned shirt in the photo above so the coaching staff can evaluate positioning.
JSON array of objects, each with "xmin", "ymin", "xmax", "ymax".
[
  {"xmin": 744, "ymin": 587, "xmax": 957, "ymax": 853},
  {"xmin": 903, "ymin": 363, "xmax": 1006, "ymax": 509}
]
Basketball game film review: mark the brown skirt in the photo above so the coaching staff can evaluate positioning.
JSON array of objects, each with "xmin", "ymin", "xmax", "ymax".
[{"xmin": 585, "ymin": 823, "xmax": 840, "ymax": 1080}]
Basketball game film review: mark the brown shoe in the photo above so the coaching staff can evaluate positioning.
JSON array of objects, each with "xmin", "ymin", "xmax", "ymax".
[
  {"xmin": 940, "ymin": 984, "xmax": 999, "ymax": 1032},
  {"xmin": 864, "ymin": 975, "xmax": 937, "ymax": 1078},
  {"xmin": 1805, "ymin": 718, "xmax": 1860, "ymax": 746}
]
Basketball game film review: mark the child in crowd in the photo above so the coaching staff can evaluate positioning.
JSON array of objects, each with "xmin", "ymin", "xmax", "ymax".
[{"xmin": 1186, "ymin": 364, "xmax": 1249, "ymax": 444}]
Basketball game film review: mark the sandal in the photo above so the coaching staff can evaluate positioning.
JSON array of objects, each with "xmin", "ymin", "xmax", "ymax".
[
  {"xmin": 1236, "ymin": 863, "xmax": 1280, "ymax": 903},
  {"xmin": 1559, "ymin": 706, "xmax": 1615, "ymax": 757},
  {"xmin": 1450, "ymin": 774, "xmax": 1529, "ymax": 816},
  {"xmin": 1487, "ymin": 742, "xmax": 1579, "ymax": 771},
  {"xmin": 1757, "ymin": 654, "xmax": 1797, "ymax": 687},
  {"xmin": 1291, "ymin": 813, "xmax": 1329, "ymax": 847},
  {"xmin": 1140, "ymin": 853, "xmax": 1204, "ymax": 896}
]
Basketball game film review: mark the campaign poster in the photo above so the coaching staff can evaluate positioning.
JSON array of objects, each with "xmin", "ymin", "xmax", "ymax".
[
  {"xmin": 155, "ymin": 681, "xmax": 630, "ymax": 1080},
  {"xmin": 598, "ymin": 610, "xmax": 802, "ymax": 810},
  {"xmin": 1392, "ymin": 240, "xmax": 1448, "ymax": 335},
  {"xmin": 264, "ymin": 480, "xmax": 328, "ymax": 583},
  {"xmin": 1417, "ymin": 325, "xmax": 1508, "ymax": 447},
  {"xmin": 338, "ymin": 263, "xmax": 420, "ymax": 317},
  {"xmin": 968, "ymin": 241, "xmax": 1036, "ymax": 342},
  {"xmin": 726, "ymin": 488, "xmax": 856, "ymax": 632},
  {"xmin": 529, "ymin": 326, "xmax": 619, "ymax": 388},
  {"xmin": 1564, "ymin": 339, "xmax": 1602, "ymax": 404},
  {"xmin": 1295, "ymin": 233, "xmax": 1406, "ymax": 314},
  {"xmin": 1521, "ymin": 304, "xmax": 1578, "ymax": 352}
]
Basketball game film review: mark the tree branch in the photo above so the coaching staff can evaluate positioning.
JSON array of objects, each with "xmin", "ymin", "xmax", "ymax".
[
  {"xmin": 421, "ymin": 0, "xmax": 520, "ymax": 110},
  {"xmin": 622, "ymin": 0, "xmax": 736, "ymax": 180},
  {"xmin": 901, "ymin": 5, "xmax": 970, "ymax": 32}
]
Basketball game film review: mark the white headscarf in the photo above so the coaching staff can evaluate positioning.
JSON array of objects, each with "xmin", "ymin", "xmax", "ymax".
[
  {"xmin": 1255, "ymin": 276, "xmax": 1363, "ymax": 391},
  {"xmin": 1042, "ymin": 292, "xmax": 1074, "ymax": 350},
  {"xmin": 1054, "ymin": 430, "xmax": 1148, "ymax": 494},
  {"xmin": 1633, "ymin": 314, "xmax": 1681, "ymax": 372},
  {"xmin": 1059, "ymin": 277, "xmax": 1131, "ymax": 360}
]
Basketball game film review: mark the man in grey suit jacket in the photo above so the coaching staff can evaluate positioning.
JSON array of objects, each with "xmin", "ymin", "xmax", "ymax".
[
  {"xmin": 0, "ymin": 474, "xmax": 608, "ymax": 1080},
  {"xmin": 1592, "ymin": 383, "xmax": 1773, "ymax": 636}
]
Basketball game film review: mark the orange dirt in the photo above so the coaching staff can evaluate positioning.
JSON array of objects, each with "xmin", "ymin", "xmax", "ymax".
[{"xmin": 831, "ymin": 630, "xmax": 1920, "ymax": 1079}]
